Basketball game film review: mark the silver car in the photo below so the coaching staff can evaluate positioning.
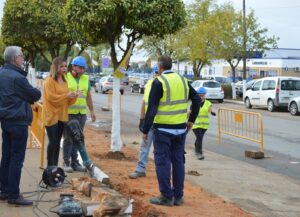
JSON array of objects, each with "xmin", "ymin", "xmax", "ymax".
[
  {"xmin": 95, "ymin": 76, "xmax": 125, "ymax": 95},
  {"xmin": 191, "ymin": 80, "xmax": 224, "ymax": 103},
  {"xmin": 288, "ymin": 96, "xmax": 300, "ymax": 115}
]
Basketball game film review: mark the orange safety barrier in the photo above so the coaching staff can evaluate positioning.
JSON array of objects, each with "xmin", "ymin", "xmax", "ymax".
[
  {"xmin": 218, "ymin": 107, "xmax": 264, "ymax": 153},
  {"xmin": 28, "ymin": 102, "xmax": 45, "ymax": 168}
]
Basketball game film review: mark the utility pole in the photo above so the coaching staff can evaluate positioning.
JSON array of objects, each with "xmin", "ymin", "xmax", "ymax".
[
  {"xmin": 243, "ymin": 0, "xmax": 247, "ymax": 80},
  {"xmin": 242, "ymin": 0, "xmax": 247, "ymax": 99}
]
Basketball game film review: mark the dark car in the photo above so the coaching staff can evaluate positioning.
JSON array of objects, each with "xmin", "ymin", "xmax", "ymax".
[
  {"xmin": 236, "ymin": 80, "xmax": 256, "ymax": 97},
  {"xmin": 130, "ymin": 78, "xmax": 148, "ymax": 94}
]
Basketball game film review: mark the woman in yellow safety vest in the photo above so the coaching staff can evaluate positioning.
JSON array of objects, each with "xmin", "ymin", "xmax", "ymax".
[{"xmin": 192, "ymin": 87, "xmax": 216, "ymax": 160}]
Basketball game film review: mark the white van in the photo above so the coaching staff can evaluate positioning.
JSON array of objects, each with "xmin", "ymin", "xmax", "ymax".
[{"xmin": 244, "ymin": 76, "xmax": 300, "ymax": 111}]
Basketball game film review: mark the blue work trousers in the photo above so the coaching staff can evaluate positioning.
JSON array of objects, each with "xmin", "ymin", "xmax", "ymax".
[
  {"xmin": 153, "ymin": 129, "xmax": 186, "ymax": 200},
  {"xmin": 0, "ymin": 123, "xmax": 28, "ymax": 199},
  {"xmin": 135, "ymin": 128, "xmax": 154, "ymax": 173}
]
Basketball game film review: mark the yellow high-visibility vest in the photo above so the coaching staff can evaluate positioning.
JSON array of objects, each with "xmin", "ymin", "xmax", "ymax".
[
  {"xmin": 192, "ymin": 100, "xmax": 212, "ymax": 129},
  {"xmin": 144, "ymin": 79, "xmax": 153, "ymax": 113},
  {"xmin": 65, "ymin": 72, "xmax": 89, "ymax": 114},
  {"xmin": 154, "ymin": 73, "xmax": 189, "ymax": 125}
]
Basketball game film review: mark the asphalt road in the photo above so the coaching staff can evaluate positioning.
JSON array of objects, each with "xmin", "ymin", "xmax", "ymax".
[{"xmin": 92, "ymin": 88, "xmax": 300, "ymax": 181}]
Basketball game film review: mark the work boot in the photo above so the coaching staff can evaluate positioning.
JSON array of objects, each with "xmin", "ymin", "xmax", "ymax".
[
  {"xmin": 63, "ymin": 162, "xmax": 74, "ymax": 173},
  {"xmin": 0, "ymin": 192, "xmax": 8, "ymax": 200},
  {"xmin": 71, "ymin": 161, "xmax": 86, "ymax": 172},
  {"xmin": 8, "ymin": 196, "xmax": 33, "ymax": 206},
  {"xmin": 196, "ymin": 153, "xmax": 205, "ymax": 160},
  {"xmin": 129, "ymin": 171, "xmax": 146, "ymax": 179},
  {"xmin": 149, "ymin": 195, "xmax": 174, "ymax": 206},
  {"xmin": 174, "ymin": 197, "xmax": 184, "ymax": 206}
]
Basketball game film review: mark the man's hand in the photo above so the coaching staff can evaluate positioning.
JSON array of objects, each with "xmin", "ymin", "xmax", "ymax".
[
  {"xmin": 186, "ymin": 122, "xmax": 193, "ymax": 131},
  {"xmin": 139, "ymin": 119, "xmax": 144, "ymax": 133},
  {"xmin": 90, "ymin": 111, "xmax": 96, "ymax": 122},
  {"xmin": 143, "ymin": 133, "xmax": 148, "ymax": 143}
]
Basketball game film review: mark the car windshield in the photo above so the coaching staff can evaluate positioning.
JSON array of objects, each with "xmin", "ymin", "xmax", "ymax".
[
  {"xmin": 215, "ymin": 77, "xmax": 230, "ymax": 84},
  {"xmin": 203, "ymin": 81, "xmax": 221, "ymax": 88}
]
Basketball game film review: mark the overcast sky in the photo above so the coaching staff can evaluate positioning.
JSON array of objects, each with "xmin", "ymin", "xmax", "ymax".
[{"xmin": 1, "ymin": 0, "xmax": 299, "ymax": 61}]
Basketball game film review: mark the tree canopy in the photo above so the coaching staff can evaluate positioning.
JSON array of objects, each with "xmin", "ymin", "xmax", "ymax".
[{"xmin": 64, "ymin": 0, "xmax": 186, "ymax": 69}]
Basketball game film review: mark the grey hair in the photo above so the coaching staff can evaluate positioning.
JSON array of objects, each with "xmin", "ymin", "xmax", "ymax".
[
  {"xmin": 3, "ymin": 46, "xmax": 23, "ymax": 63},
  {"xmin": 158, "ymin": 55, "xmax": 172, "ymax": 70}
]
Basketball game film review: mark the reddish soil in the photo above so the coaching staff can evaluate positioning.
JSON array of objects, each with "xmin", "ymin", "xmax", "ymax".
[{"xmin": 85, "ymin": 127, "xmax": 253, "ymax": 217}]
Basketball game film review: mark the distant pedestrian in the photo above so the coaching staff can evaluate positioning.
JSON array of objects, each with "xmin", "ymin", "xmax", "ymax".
[
  {"xmin": 129, "ymin": 65, "xmax": 159, "ymax": 179},
  {"xmin": 63, "ymin": 56, "xmax": 96, "ymax": 173},
  {"xmin": 42, "ymin": 57, "xmax": 78, "ymax": 167},
  {"xmin": 0, "ymin": 46, "xmax": 41, "ymax": 206},
  {"xmin": 192, "ymin": 87, "xmax": 216, "ymax": 160},
  {"xmin": 143, "ymin": 55, "xmax": 200, "ymax": 206}
]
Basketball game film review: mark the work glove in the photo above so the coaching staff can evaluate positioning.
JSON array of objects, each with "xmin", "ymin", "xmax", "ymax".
[
  {"xmin": 210, "ymin": 111, "xmax": 216, "ymax": 116},
  {"xmin": 139, "ymin": 119, "xmax": 144, "ymax": 133}
]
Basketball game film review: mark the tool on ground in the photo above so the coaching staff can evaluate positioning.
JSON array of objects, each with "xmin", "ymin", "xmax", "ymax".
[
  {"xmin": 42, "ymin": 166, "xmax": 66, "ymax": 188},
  {"xmin": 57, "ymin": 194, "xmax": 83, "ymax": 217}
]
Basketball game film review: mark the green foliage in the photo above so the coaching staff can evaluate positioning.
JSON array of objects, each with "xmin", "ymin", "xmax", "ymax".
[
  {"xmin": 64, "ymin": 0, "xmax": 186, "ymax": 69},
  {"xmin": 221, "ymin": 84, "xmax": 232, "ymax": 99},
  {"xmin": 1, "ymin": 0, "xmax": 89, "ymax": 64}
]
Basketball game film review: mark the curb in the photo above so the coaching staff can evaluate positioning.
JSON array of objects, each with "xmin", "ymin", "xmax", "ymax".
[{"xmin": 224, "ymin": 99, "xmax": 244, "ymax": 105}]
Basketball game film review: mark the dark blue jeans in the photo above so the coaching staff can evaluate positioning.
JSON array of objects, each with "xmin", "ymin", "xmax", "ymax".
[
  {"xmin": 0, "ymin": 123, "xmax": 28, "ymax": 199},
  {"xmin": 153, "ymin": 129, "xmax": 186, "ymax": 200},
  {"xmin": 46, "ymin": 121, "xmax": 65, "ymax": 167}
]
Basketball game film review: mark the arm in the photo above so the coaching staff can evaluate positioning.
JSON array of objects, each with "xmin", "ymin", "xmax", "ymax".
[
  {"xmin": 142, "ymin": 79, "xmax": 163, "ymax": 134},
  {"xmin": 187, "ymin": 83, "xmax": 201, "ymax": 129},
  {"xmin": 139, "ymin": 101, "xmax": 145, "ymax": 132},
  {"xmin": 14, "ymin": 76, "xmax": 41, "ymax": 103},
  {"xmin": 87, "ymin": 91, "xmax": 96, "ymax": 122}
]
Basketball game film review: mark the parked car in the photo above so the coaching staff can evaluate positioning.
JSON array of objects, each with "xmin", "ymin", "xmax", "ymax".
[
  {"xmin": 191, "ymin": 80, "xmax": 224, "ymax": 103},
  {"xmin": 288, "ymin": 96, "xmax": 300, "ymax": 115},
  {"xmin": 202, "ymin": 75, "xmax": 231, "ymax": 85},
  {"xmin": 95, "ymin": 76, "xmax": 125, "ymax": 94},
  {"xmin": 122, "ymin": 73, "xmax": 129, "ymax": 85},
  {"xmin": 235, "ymin": 80, "xmax": 256, "ymax": 97},
  {"xmin": 244, "ymin": 76, "xmax": 300, "ymax": 112},
  {"xmin": 130, "ymin": 78, "xmax": 148, "ymax": 94}
]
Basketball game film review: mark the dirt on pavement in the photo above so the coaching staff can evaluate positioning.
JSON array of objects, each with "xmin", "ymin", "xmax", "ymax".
[{"xmin": 85, "ymin": 127, "xmax": 253, "ymax": 217}]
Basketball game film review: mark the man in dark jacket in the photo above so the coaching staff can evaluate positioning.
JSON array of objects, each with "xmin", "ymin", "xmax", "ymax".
[{"xmin": 0, "ymin": 46, "xmax": 41, "ymax": 206}]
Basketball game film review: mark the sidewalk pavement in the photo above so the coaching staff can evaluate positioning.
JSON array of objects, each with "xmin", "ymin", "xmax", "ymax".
[
  {"xmin": 224, "ymin": 98, "xmax": 244, "ymax": 105},
  {"xmin": 1, "ymin": 105, "xmax": 300, "ymax": 217}
]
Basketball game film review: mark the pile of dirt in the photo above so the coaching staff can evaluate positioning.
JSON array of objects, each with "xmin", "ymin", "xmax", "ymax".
[
  {"xmin": 105, "ymin": 151, "xmax": 127, "ymax": 160},
  {"xmin": 85, "ymin": 127, "xmax": 253, "ymax": 217}
]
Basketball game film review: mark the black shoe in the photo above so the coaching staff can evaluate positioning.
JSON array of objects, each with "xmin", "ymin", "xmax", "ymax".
[
  {"xmin": 149, "ymin": 195, "xmax": 174, "ymax": 206},
  {"xmin": 129, "ymin": 171, "xmax": 146, "ymax": 179},
  {"xmin": 71, "ymin": 161, "xmax": 86, "ymax": 172},
  {"xmin": 0, "ymin": 192, "xmax": 8, "ymax": 200},
  {"xmin": 174, "ymin": 197, "xmax": 184, "ymax": 206},
  {"xmin": 8, "ymin": 196, "xmax": 33, "ymax": 206}
]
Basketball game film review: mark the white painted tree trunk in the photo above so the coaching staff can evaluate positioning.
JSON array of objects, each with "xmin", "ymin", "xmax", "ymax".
[{"xmin": 111, "ymin": 77, "xmax": 123, "ymax": 151}]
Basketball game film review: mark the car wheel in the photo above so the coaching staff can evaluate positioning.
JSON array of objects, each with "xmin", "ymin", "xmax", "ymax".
[
  {"xmin": 95, "ymin": 87, "xmax": 98, "ymax": 93},
  {"xmin": 139, "ymin": 88, "xmax": 144, "ymax": 94},
  {"xmin": 218, "ymin": 99, "xmax": 223, "ymax": 103},
  {"xmin": 120, "ymin": 90, "xmax": 124, "ymax": 95},
  {"xmin": 289, "ymin": 102, "xmax": 299, "ymax": 116},
  {"xmin": 131, "ymin": 87, "xmax": 134, "ymax": 93},
  {"xmin": 245, "ymin": 97, "xmax": 252, "ymax": 109},
  {"xmin": 267, "ymin": 99, "xmax": 276, "ymax": 112}
]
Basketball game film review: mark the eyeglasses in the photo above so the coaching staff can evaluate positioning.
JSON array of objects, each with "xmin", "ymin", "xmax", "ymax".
[{"xmin": 17, "ymin": 54, "xmax": 24, "ymax": 58}]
